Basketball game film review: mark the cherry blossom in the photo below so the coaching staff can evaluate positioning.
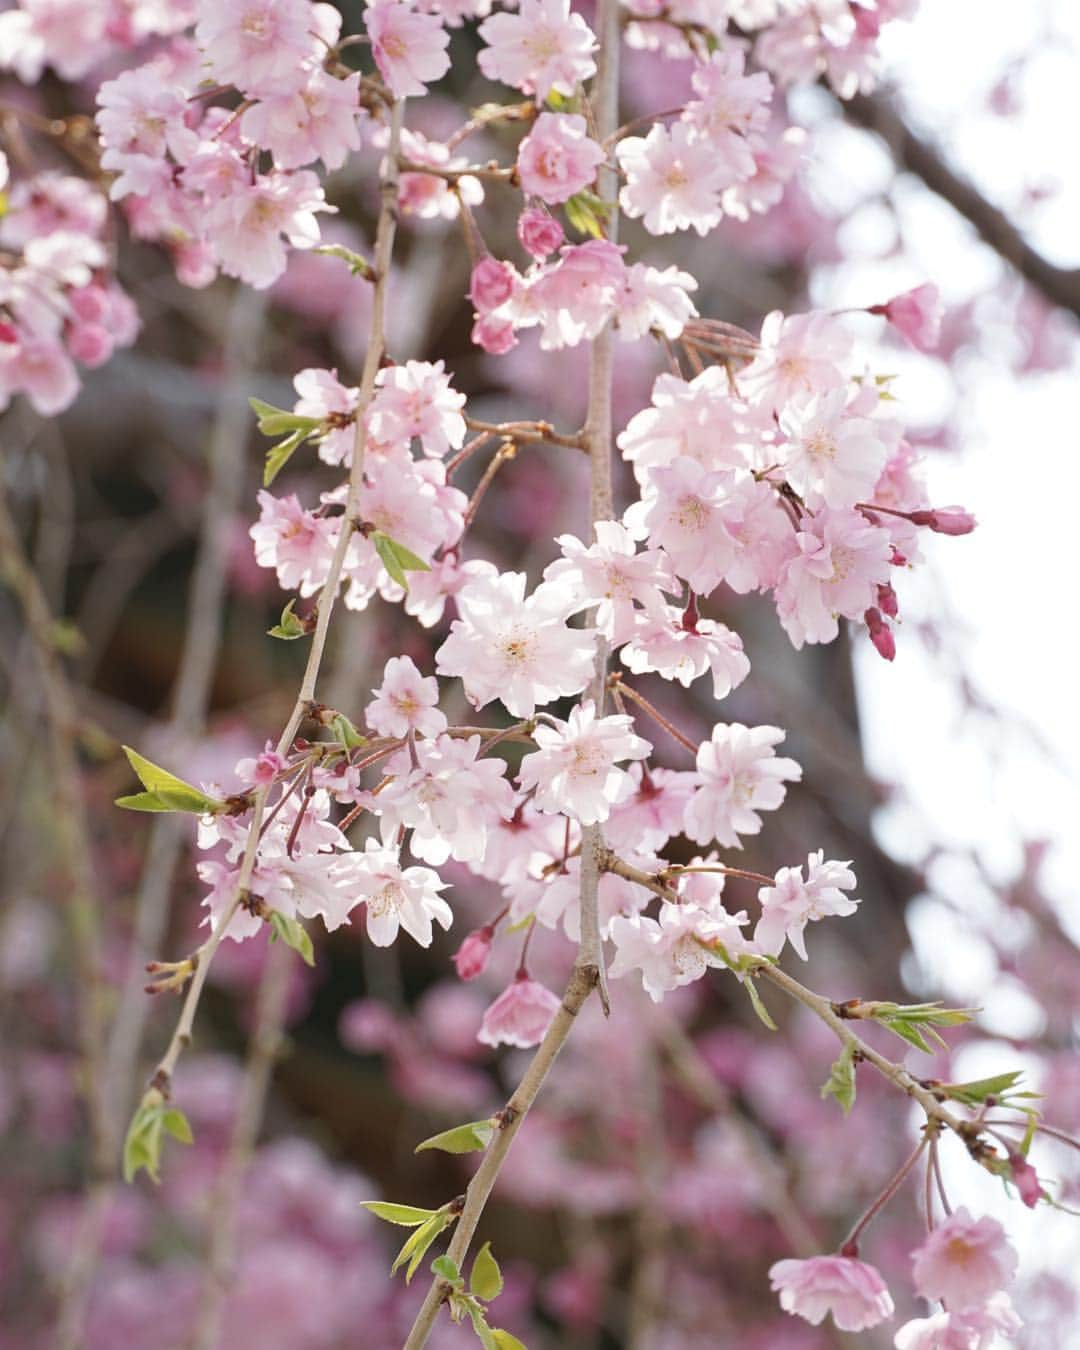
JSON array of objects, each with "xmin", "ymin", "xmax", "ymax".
[
  {"xmin": 478, "ymin": 972, "xmax": 562, "ymax": 1049},
  {"xmin": 742, "ymin": 309, "xmax": 854, "ymax": 414},
  {"xmin": 617, "ymin": 123, "xmax": 731, "ymax": 236},
  {"xmin": 477, "ymin": 0, "xmax": 597, "ymax": 100},
  {"xmin": 608, "ymin": 899, "xmax": 753, "ymax": 1002},
  {"xmin": 517, "ymin": 206, "xmax": 565, "ymax": 259},
  {"xmin": 351, "ymin": 840, "xmax": 453, "ymax": 947},
  {"xmin": 620, "ymin": 604, "xmax": 751, "ymax": 699},
  {"xmin": 893, "ymin": 1293, "xmax": 1023, "ymax": 1349},
  {"xmin": 769, "ymin": 1255, "xmax": 895, "ymax": 1332},
  {"xmin": 369, "ymin": 360, "xmax": 467, "ymax": 458},
  {"xmin": 518, "ymin": 701, "xmax": 651, "ymax": 826},
  {"xmin": 779, "ymin": 389, "xmax": 890, "ymax": 509},
  {"xmin": 871, "ymin": 282, "xmax": 944, "ymax": 352},
  {"xmin": 365, "ymin": 655, "xmax": 447, "ymax": 740},
  {"xmin": 435, "ymin": 570, "xmax": 596, "ymax": 717},
  {"xmin": 910, "ymin": 1208, "xmax": 1018, "ymax": 1312},
  {"xmin": 544, "ymin": 520, "xmax": 676, "ymax": 645},
  {"xmin": 684, "ymin": 723, "xmax": 802, "ymax": 848},
  {"xmin": 240, "ymin": 70, "xmax": 365, "ymax": 172},
  {"xmin": 754, "ymin": 852, "xmax": 859, "ymax": 960},
  {"xmin": 516, "ymin": 113, "xmax": 604, "ymax": 206},
  {"xmin": 365, "ymin": 0, "xmax": 451, "ymax": 99},
  {"xmin": 195, "ymin": 0, "xmax": 315, "ymax": 98}
]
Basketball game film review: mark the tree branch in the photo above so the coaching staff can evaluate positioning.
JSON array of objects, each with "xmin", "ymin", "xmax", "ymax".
[{"xmin": 843, "ymin": 90, "xmax": 1080, "ymax": 321}]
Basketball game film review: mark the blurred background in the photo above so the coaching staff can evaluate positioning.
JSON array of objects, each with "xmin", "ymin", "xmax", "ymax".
[{"xmin": 1, "ymin": 1, "xmax": 1079, "ymax": 1346}]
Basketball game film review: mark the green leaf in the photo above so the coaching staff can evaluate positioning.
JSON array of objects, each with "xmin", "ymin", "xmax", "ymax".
[
  {"xmin": 883, "ymin": 1018, "xmax": 936, "ymax": 1055},
  {"xmin": 744, "ymin": 977, "xmax": 778, "ymax": 1031},
  {"xmin": 312, "ymin": 243, "xmax": 376, "ymax": 280},
  {"xmin": 491, "ymin": 1332, "xmax": 528, "ymax": 1350},
  {"xmin": 249, "ymin": 397, "xmax": 322, "ymax": 438},
  {"xmin": 821, "ymin": 1042, "xmax": 857, "ymax": 1115},
  {"xmin": 116, "ymin": 746, "xmax": 222, "ymax": 815},
  {"xmin": 330, "ymin": 712, "xmax": 367, "ymax": 750},
  {"xmin": 268, "ymin": 911, "xmax": 315, "ymax": 967},
  {"xmin": 431, "ymin": 1255, "xmax": 461, "ymax": 1284},
  {"xmin": 392, "ymin": 1211, "xmax": 453, "ymax": 1283},
  {"xmin": 466, "ymin": 1304, "xmax": 498, "ymax": 1350},
  {"xmin": 161, "ymin": 1108, "xmax": 194, "ymax": 1145},
  {"xmin": 564, "ymin": 192, "xmax": 604, "ymax": 239},
  {"xmin": 371, "ymin": 531, "xmax": 430, "ymax": 591},
  {"xmin": 416, "ymin": 1119, "xmax": 495, "ymax": 1155},
  {"xmin": 941, "ymin": 1071, "xmax": 1026, "ymax": 1106},
  {"xmin": 264, "ymin": 427, "xmax": 314, "ymax": 486},
  {"xmin": 268, "ymin": 599, "xmax": 308, "ymax": 640},
  {"xmin": 361, "ymin": 1201, "xmax": 438, "ymax": 1227},
  {"xmin": 122, "ymin": 1094, "xmax": 192, "ymax": 1184},
  {"xmin": 470, "ymin": 1242, "xmax": 503, "ymax": 1302}
]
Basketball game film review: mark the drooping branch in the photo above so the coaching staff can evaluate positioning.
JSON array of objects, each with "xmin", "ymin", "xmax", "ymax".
[{"xmin": 844, "ymin": 90, "xmax": 1080, "ymax": 321}]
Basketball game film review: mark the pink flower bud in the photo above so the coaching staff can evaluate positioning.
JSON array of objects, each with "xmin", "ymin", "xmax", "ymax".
[
  {"xmin": 452, "ymin": 927, "xmax": 493, "ymax": 981},
  {"xmin": 517, "ymin": 205, "xmax": 565, "ymax": 259},
  {"xmin": 1008, "ymin": 1152, "xmax": 1041, "ymax": 1208},
  {"xmin": 909, "ymin": 507, "xmax": 977, "ymax": 535},
  {"xmin": 876, "ymin": 582, "xmax": 899, "ymax": 618},
  {"xmin": 0, "ymin": 320, "xmax": 18, "ymax": 344},
  {"xmin": 477, "ymin": 971, "xmax": 560, "ymax": 1048},
  {"xmin": 870, "ymin": 283, "xmax": 943, "ymax": 352},
  {"xmin": 67, "ymin": 323, "xmax": 114, "ymax": 368},
  {"xmin": 469, "ymin": 256, "xmax": 514, "ymax": 313},
  {"xmin": 471, "ymin": 311, "xmax": 517, "ymax": 355},
  {"xmin": 864, "ymin": 608, "xmax": 896, "ymax": 661}
]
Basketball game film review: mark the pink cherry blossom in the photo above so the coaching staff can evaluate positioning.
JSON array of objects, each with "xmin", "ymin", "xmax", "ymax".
[
  {"xmin": 517, "ymin": 206, "xmax": 564, "ymax": 259},
  {"xmin": 684, "ymin": 722, "xmax": 801, "ymax": 849},
  {"xmin": 516, "ymin": 113, "xmax": 604, "ymax": 206},
  {"xmin": 779, "ymin": 388, "xmax": 889, "ymax": 509},
  {"xmin": 604, "ymin": 765, "xmax": 698, "ymax": 854},
  {"xmin": 365, "ymin": 655, "xmax": 447, "ymax": 740},
  {"xmin": 618, "ymin": 368, "xmax": 752, "ymax": 478},
  {"xmin": 769, "ymin": 1255, "xmax": 895, "ymax": 1332},
  {"xmin": 292, "ymin": 367, "xmax": 359, "ymax": 466},
  {"xmin": 893, "ymin": 1293, "xmax": 1022, "ymax": 1349},
  {"xmin": 469, "ymin": 256, "xmax": 516, "ymax": 313},
  {"xmin": 206, "ymin": 171, "xmax": 331, "ymax": 290},
  {"xmin": 435, "ymin": 570, "xmax": 596, "ymax": 717},
  {"xmin": 518, "ymin": 700, "xmax": 651, "ymax": 826},
  {"xmin": 477, "ymin": 0, "xmax": 597, "ymax": 100},
  {"xmin": 754, "ymin": 851, "xmax": 859, "ymax": 960},
  {"xmin": 613, "ymin": 262, "xmax": 698, "ymax": 343},
  {"xmin": 526, "ymin": 239, "xmax": 628, "ymax": 350},
  {"xmin": 478, "ymin": 972, "xmax": 561, "ymax": 1049},
  {"xmin": 374, "ymin": 734, "xmax": 514, "ymax": 865},
  {"xmin": 196, "ymin": 0, "xmax": 316, "ymax": 98},
  {"xmin": 620, "ymin": 605, "xmax": 751, "ymax": 699},
  {"xmin": 871, "ymin": 282, "xmax": 943, "ymax": 352},
  {"xmin": 544, "ymin": 520, "xmax": 676, "ymax": 644},
  {"xmin": 392, "ymin": 126, "xmax": 484, "ymax": 220},
  {"xmin": 365, "ymin": 0, "xmax": 451, "ymax": 99},
  {"xmin": 369, "ymin": 359, "xmax": 466, "ymax": 458},
  {"xmin": 95, "ymin": 66, "xmax": 198, "ymax": 173},
  {"xmin": 352, "ymin": 840, "xmax": 452, "ymax": 947},
  {"xmin": 684, "ymin": 48, "xmax": 773, "ymax": 152},
  {"xmin": 742, "ymin": 309, "xmax": 854, "ymax": 414},
  {"xmin": 626, "ymin": 456, "xmax": 738, "ymax": 595},
  {"xmin": 774, "ymin": 506, "xmax": 894, "ymax": 649},
  {"xmin": 617, "ymin": 122, "xmax": 732, "ymax": 236},
  {"xmin": 911, "ymin": 1208, "xmax": 1018, "ymax": 1312},
  {"xmin": 240, "ymin": 70, "xmax": 365, "ymax": 172},
  {"xmin": 608, "ymin": 899, "xmax": 752, "ymax": 1002}
]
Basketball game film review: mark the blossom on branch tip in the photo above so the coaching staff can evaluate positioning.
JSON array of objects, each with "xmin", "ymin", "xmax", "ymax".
[
  {"xmin": 910, "ymin": 1208, "xmax": 1018, "ymax": 1312},
  {"xmin": 754, "ymin": 852, "xmax": 859, "ymax": 960},
  {"xmin": 683, "ymin": 723, "xmax": 801, "ymax": 849},
  {"xmin": 365, "ymin": 0, "xmax": 451, "ymax": 99},
  {"xmin": 871, "ymin": 283, "xmax": 943, "ymax": 352},
  {"xmin": 769, "ymin": 1255, "xmax": 895, "ymax": 1332},
  {"xmin": 365, "ymin": 655, "xmax": 447, "ymax": 740},
  {"xmin": 477, "ymin": 0, "xmax": 597, "ymax": 100},
  {"xmin": 516, "ymin": 113, "xmax": 604, "ymax": 206},
  {"xmin": 353, "ymin": 840, "xmax": 452, "ymax": 947},
  {"xmin": 477, "ymin": 971, "xmax": 561, "ymax": 1049}
]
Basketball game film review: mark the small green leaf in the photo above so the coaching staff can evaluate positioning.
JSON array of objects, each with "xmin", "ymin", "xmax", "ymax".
[
  {"xmin": 883, "ymin": 1018, "xmax": 935, "ymax": 1055},
  {"xmin": 371, "ymin": 531, "xmax": 430, "ymax": 591},
  {"xmin": 268, "ymin": 598, "xmax": 308, "ymax": 640},
  {"xmin": 821, "ymin": 1042, "xmax": 857, "ymax": 1115},
  {"xmin": 416, "ymin": 1119, "xmax": 495, "ymax": 1155},
  {"xmin": 490, "ymin": 1332, "xmax": 528, "ymax": 1350},
  {"xmin": 361, "ymin": 1201, "xmax": 438, "ymax": 1226},
  {"xmin": 564, "ymin": 192, "xmax": 604, "ymax": 239},
  {"xmin": 116, "ymin": 746, "xmax": 222, "ymax": 815},
  {"xmin": 393, "ymin": 1211, "xmax": 453, "ymax": 1283},
  {"xmin": 330, "ymin": 712, "xmax": 367, "ymax": 750},
  {"xmin": 431, "ymin": 1255, "xmax": 461, "ymax": 1284},
  {"xmin": 249, "ymin": 397, "xmax": 322, "ymax": 438},
  {"xmin": 264, "ymin": 427, "xmax": 314, "ymax": 486},
  {"xmin": 312, "ymin": 243, "xmax": 376, "ymax": 280},
  {"xmin": 941, "ymin": 1071, "xmax": 1026, "ymax": 1106},
  {"xmin": 268, "ymin": 911, "xmax": 315, "ymax": 967},
  {"xmin": 545, "ymin": 89, "xmax": 577, "ymax": 113},
  {"xmin": 161, "ymin": 1108, "xmax": 194, "ymax": 1145},
  {"xmin": 744, "ymin": 977, "xmax": 778, "ymax": 1031},
  {"xmin": 470, "ymin": 1242, "xmax": 503, "ymax": 1302}
]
